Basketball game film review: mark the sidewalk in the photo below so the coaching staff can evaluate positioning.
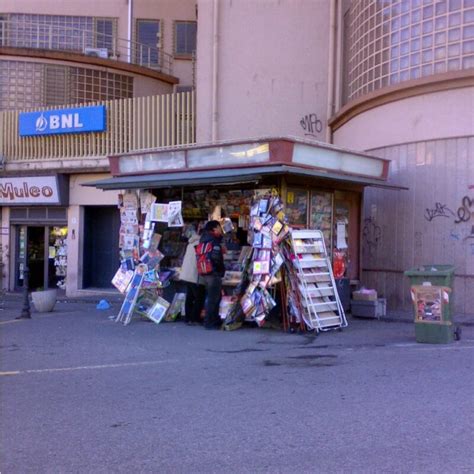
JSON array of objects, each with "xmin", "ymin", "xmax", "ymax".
[{"xmin": 2, "ymin": 290, "xmax": 473, "ymax": 326}]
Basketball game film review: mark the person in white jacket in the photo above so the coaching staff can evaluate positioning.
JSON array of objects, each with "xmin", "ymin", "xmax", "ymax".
[{"xmin": 180, "ymin": 226, "xmax": 205, "ymax": 325}]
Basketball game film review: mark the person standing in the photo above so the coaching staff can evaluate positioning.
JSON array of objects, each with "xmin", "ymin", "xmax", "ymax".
[
  {"xmin": 180, "ymin": 226, "xmax": 205, "ymax": 325},
  {"xmin": 198, "ymin": 220, "xmax": 225, "ymax": 330}
]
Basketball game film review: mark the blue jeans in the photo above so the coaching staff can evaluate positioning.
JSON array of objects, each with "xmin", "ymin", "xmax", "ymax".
[
  {"xmin": 200, "ymin": 275, "xmax": 222, "ymax": 328},
  {"xmin": 185, "ymin": 282, "xmax": 205, "ymax": 323}
]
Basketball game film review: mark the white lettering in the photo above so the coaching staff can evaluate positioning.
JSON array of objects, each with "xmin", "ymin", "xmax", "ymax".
[
  {"xmin": 61, "ymin": 114, "xmax": 73, "ymax": 129},
  {"xmin": 50, "ymin": 115, "xmax": 60, "ymax": 130},
  {"xmin": 73, "ymin": 113, "xmax": 84, "ymax": 128}
]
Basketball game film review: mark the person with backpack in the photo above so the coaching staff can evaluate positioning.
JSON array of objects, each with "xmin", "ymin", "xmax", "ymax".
[
  {"xmin": 180, "ymin": 224, "xmax": 205, "ymax": 325},
  {"xmin": 196, "ymin": 220, "xmax": 225, "ymax": 329}
]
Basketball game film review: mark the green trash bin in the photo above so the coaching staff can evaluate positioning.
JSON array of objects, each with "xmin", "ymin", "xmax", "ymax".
[{"xmin": 404, "ymin": 265, "xmax": 460, "ymax": 344}]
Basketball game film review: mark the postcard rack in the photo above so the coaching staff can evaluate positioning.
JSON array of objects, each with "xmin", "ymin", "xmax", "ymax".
[{"xmin": 290, "ymin": 229, "xmax": 347, "ymax": 332}]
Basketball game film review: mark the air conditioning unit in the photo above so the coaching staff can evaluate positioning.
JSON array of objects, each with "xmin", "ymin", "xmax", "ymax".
[{"xmin": 84, "ymin": 47, "xmax": 109, "ymax": 59}]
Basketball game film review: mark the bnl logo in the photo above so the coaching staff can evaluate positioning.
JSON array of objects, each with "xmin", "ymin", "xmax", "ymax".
[{"xmin": 35, "ymin": 112, "xmax": 84, "ymax": 132}]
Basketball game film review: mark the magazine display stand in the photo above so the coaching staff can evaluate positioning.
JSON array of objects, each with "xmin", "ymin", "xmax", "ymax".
[{"xmin": 289, "ymin": 229, "xmax": 347, "ymax": 332}]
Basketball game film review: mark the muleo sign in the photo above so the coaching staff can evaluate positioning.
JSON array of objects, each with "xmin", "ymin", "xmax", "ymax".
[
  {"xmin": 0, "ymin": 176, "xmax": 62, "ymax": 205},
  {"xmin": 19, "ymin": 105, "xmax": 106, "ymax": 136}
]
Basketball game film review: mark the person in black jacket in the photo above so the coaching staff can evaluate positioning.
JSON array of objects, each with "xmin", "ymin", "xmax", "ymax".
[{"xmin": 199, "ymin": 220, "xmax": 225, "ymax": 329}]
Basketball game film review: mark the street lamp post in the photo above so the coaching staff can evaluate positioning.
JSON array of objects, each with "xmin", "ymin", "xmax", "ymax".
[{"xmin": 18, "ymin": 267, "xmax": 31, "ymax": 319}]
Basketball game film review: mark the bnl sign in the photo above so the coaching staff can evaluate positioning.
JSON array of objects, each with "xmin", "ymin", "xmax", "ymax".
[{"xmin": 19, "ymin": 105, "xmax": 106, "ymax": 136}]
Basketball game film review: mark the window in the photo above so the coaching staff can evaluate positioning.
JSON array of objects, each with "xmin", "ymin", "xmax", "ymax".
[
  {"xmin": 0, "ymin": 14, "xmax": 116, "ymax": 54},
  {"xmin": 95, "ymin": 18, "xmax": 115, "ymax": 52},
  {"xmin": 343, "ymin": 1, "xmax": 474, "ymax": 103},
  {"xmin": 0, "ymin": 59, "xmax": 133, "ymax": 110},
  {"xmin": 175, "ymin": 21, "xmax": 197, "ymax": 56},
  {"xmin": 136, "ymin": 19, "xmax": 160, "ymax": 67}
]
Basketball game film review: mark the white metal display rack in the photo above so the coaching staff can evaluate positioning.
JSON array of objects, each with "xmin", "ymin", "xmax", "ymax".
[{"xmin": 290, "ymin": 229, "xmax": 348, "ymax": 331}]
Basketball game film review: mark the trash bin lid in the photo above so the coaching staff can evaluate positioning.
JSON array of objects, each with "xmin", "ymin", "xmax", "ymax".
[{"xmin": 404, "ymin": 265, "xmax": 455, "ymax": 276}]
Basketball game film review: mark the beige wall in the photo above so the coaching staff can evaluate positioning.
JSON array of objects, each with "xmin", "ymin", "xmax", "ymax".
[
  {"xmin": 196, "ymin": 0, "xmax": 331, "ymax": 143},
  {"xmin": 359, "ymin": 138, "xmax": 474, "ymax": 315},
  {"xmin": 133, "ymin": 75, "xmax": 172, "ymax": 97},
  {"xmin": 173, "ymin": 59, "xmax": 194, "ymax": 88},
  {"xmin": 333, "ymin": 87, "xmax": 474, "ymax": 152},
  {"xmin": 333, "ymin": 85, "xmax": 474, "ymax": 314}
]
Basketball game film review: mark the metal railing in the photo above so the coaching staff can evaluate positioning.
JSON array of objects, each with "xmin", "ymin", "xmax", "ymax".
[
  {"xmin": 0, "ymin": 91, "xmax": 196, "ymax": 162},
  {"xmin": 0, "ymin": 18, "xmax": 173, "ymax": 75}
]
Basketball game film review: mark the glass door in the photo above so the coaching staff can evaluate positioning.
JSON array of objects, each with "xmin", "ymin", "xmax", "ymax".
[
  {"xmin": 26, "ymin": 226, "xmax": 47, "ymax": 291},
  {"xmin": 15, "ymin": 225, "xmax": 67, "ymax": 291},
  {"xmin": 48, "ymin": 226, "xmax": 68, "ymax": 291},
  {"xmin": 15, "ymin": 225, "xmax": 28, "ymax": 289}
]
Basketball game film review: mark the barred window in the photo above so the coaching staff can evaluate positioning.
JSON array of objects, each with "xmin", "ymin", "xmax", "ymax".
[
  {"xmin": 70, "ymin": 67, "xmax": 133, "ymax": 103},
  {"xmin": 0, "ymin": 13, "xmax": 116, "ymax": 54},
  {"xmin": 0, "ymin": 59, "xmax": 133, "ymax": 111}
]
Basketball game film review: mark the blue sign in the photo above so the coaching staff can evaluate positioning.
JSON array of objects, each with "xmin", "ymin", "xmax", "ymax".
[{"xmin": 19, "ymin": 105, "xmax": 107, "ymax": 136}]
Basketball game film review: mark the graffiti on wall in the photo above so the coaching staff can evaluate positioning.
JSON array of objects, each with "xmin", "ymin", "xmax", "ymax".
[
  {"xmin": 425, "ymin": 196, "xmax": 474, "ymax": 225},
  {"xmin": 454, "ymin": 196, "xmax": 474, "ymax": 224},
  {"xmin": 424, "ymin": 193, "xmax": 474, "ymax": 250},
  {"xmin": 299, "ymin": 113, "xmax": 323, "ymax": 137},
  {"xmin": 362, "ymin": 217, "xmax": 382, "ymax": 256},
  {"xmin": 424, "ymin": 202, "xmax": 455, "ymax": 222}
]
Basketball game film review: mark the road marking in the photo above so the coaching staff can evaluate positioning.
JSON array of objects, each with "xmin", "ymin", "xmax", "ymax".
[
  {"xmin": 0, "ymin": 357, "xmax": 212, "ymax": 377},
  {"xmin": 0, "ymin": 319, "xmax": 24, "ymax": 325}
]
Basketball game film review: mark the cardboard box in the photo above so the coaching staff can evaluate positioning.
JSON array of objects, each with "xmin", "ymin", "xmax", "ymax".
[
  {"xmin": 352, "ymin": 289, "xmax": 378, "ymax": 301},
  {"xmin": 351, "ymin": 298, "xmax": 386, "ymax": 319}
]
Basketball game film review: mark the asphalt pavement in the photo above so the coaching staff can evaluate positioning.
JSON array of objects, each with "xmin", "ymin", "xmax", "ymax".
[{"xmin": 1, "ymin": 297, "xmax": 473, "ymax": 473}]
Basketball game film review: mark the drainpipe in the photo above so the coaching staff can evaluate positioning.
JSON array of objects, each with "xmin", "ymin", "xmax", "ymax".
[
  {"xmin": 127, "ymin": 0, "xmax": 134, "ymax": 63},
  {"xmin": 211, "ymin": 0, "xmax": 219, "ymax": 142},
  {"xmin": 326, "ymin": 0, "xmax": 337, "ymax": 143},
  {"xmin": 335, "ymin": 0, "xmax": 343, "ymax": 112}
]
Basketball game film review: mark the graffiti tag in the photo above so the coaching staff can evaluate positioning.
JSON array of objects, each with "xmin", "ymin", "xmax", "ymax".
[
  {"xmin": 299, "ymin": 113, "xmax": 323, "ymax": 137},
  {"xmin": 424, "ymin": 202, "xmax": 455, "ymax": 222},
  {"xmin": 362, "ymin": 217, "xmax": 382, "ymax": 256},
  {"xmin": 455, "ymin": 196, "xmax": 474, "ymax": 224}
]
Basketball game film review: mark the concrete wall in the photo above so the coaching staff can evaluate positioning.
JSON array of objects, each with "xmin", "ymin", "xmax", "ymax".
[
  {"xmin": 333, "ymin": 87, "xmax": 474, "ymax": 314},
  {"xmin": 196, "ymin": 0, "xmax": 331, "ymax": 143},
  {"xmin": 133, "ymin": 75, "xmax": 173, "ymax": 97},
  {"xmin": 360, "ymin": 137, "xmax": 474, "ymax": 315},
  {"xmin": 333, "ymin": 88, "xmax": 474, "ymax": 151}
]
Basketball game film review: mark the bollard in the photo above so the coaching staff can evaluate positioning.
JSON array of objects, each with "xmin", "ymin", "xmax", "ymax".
[{"xmin": 17, "ymin": 267, "xmax": 31, "ymax": 319}]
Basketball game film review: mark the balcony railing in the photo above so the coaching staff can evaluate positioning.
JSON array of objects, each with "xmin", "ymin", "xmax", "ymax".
[
  {"xmin": 0, "ymin": 18, "xmax": 173, "ymax": 75},
  {"xmin": 0, "ymin": 91, "xmax": 196, "ymax": 163}
]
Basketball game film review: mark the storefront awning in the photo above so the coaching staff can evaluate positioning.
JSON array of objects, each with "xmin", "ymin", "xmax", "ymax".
[{"xmin": 84, "ymin": 164, "xmax": 407, "ymax": 191}]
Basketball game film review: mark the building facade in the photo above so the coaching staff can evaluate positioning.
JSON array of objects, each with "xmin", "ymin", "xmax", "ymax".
[
  {"xmin": 0, "ymin": 0, "xmax": 197, "ymax": 295},
  {"xmin": 332, "ymin": 0, "xmax": 474, "ymax": 314},
  {"xmin": 1, "ymin": 0, "xmax": 473, "ymax": 314}
]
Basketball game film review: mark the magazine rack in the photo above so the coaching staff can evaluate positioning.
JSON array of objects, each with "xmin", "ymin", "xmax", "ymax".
[{"xmin": 290, "ymin": 229, "xmax": 348, "ymax": 332}]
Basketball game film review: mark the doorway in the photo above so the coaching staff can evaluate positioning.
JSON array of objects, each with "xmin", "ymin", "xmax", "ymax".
[
  {"xmin": 83, "ymin": 206, "xmax": 120, "ymax": 288},
  {"xmin": 15, "ymin": 225, "xmax": 68, "ymax": 291}
]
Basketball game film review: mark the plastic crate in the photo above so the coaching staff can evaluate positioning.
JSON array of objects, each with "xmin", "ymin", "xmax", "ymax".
[{"xmin": 351, "ymin": 298, "xmax": 386, "ymax": 319}]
